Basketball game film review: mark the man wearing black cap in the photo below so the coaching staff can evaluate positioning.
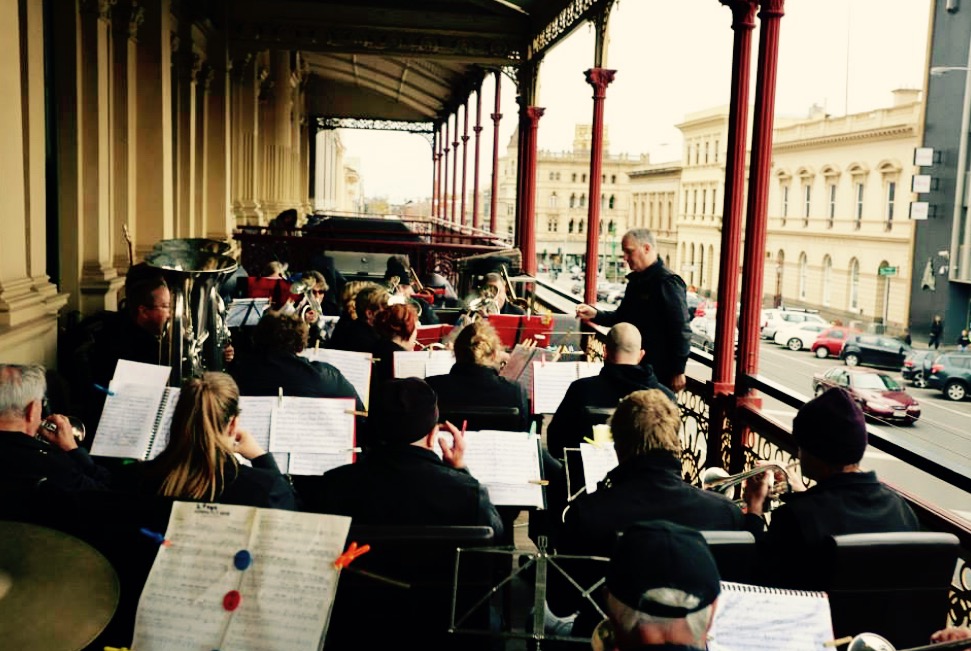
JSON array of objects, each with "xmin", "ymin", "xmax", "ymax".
[
  {"xmin": 593, "ymin": 520, "xmax": 721, "ymax": 650},
  {"xmin": 301, "ymin": 378, "xmax": 503, "ymax": 537},
  {"xmin": 384, "ymin": 255, "xmax": 439, "ymax": 325},
  {"xmin": 743, "ymin": 387, "xmax": 919, "ymax": 589}
]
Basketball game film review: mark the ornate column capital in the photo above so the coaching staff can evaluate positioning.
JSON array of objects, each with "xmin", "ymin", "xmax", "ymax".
[
  {"xmin": 584, "ymin": 68, "xmax": 617, "ymax": 99},
  {"xmin": 758, "ymin": 0, "xmax": 785, "ymax": 19},
  {"xmin": 473, "ymin": 125, "xmax": 484, "ymax": 134},
  {"xmin": 80, "ymin": 0, "xmax": 117, "ymax": 20},
  {"xmin": 229, "ymin": 53, "xmax": 255, "ymax": 83},
  {"xmin": 196, "ymin": 62, "xmax": 215, "ymax": 90},
  {"xmin": 128, "ymin": 2, "xmax": 145, "ymax": 41},
  {"xmin": 719, "ymin": 0, "xmax": 757, "ymax": 29},
  {"xmin": 491, "ymin": 112, "xmax": 503, "ymax": 123},
  {"xmin": 525, "ymin": 106, "xmax": 545, "ymax": 123}
]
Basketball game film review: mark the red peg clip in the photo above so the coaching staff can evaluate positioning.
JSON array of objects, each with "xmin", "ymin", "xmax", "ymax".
[{"xmin": 333, "ymin": 541, "xmax": 371, "ymax": 569}]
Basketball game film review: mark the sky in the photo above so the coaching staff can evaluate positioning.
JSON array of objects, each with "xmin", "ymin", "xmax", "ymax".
[{"xmin": 338, "ymin": 0, "xmax": 933, "ymax": 204}]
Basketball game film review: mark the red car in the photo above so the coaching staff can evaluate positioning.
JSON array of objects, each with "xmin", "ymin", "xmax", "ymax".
[
  {"xmin": 811, "ymin": 326, "xmax": 860, "ymax": 359},
  {"xmin": 811, "ymin": 367, "xmax": 920, "ymax": 425}
]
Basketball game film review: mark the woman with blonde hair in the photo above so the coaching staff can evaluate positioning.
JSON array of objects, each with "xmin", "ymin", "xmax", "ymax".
[
  {"xmin": 113, "ymin": 372, "xmax": 297, "ymax": 509},
  {"xmin": 328, "ymin": 283, "xmax": 390, "ymax": 352}
]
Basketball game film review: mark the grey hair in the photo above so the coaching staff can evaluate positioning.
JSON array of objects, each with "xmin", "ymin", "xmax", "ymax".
[
  {"xmin": 606, "ymin": 590, "xmax": 712, "ymax": 647},
  {"xmin": 624, "ymin": 228, "xmax": 657, "ymax": 248},
  {"xmin": 0, "ymin": 364, "xmax": 47, "ymax": 419}
]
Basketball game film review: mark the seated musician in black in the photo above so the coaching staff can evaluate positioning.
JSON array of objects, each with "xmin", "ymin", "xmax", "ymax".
[
  {"xmin": 384, "ymin": 255, "xmax": 439, "ymax": 325},
  {"xmin": 742, "ymin": 387, "xmax": 920, "ymax": 589},
  {"xmin": 0, "ymin": 363, "xmax": 110, "ymax": 493},
  {"xmin": 482, "ymin": 271, "xmax": 525, "ymax": 315},
  {"xmin": 301, "ymin": 378, "xmax": 504, "ymax": 536},
  {"xmin": 370, "ymin": 303, "xmax": 418, "ymax": 397},
  {"xmin": 546, "ymin": 322, "xmax": 676, "ymax": 460},
  {"xmin": 327, "ymin": 284, "xmax": 389, "ymax": 353}
]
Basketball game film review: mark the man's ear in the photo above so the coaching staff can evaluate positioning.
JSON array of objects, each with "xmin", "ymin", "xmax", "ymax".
[
  {"xmin": 637, "ymin": 349, "xmax": 645, "ymax": 363},
  {"xmin": 25, "ymin": 399, "xmax": 43, "ymax": 425}
]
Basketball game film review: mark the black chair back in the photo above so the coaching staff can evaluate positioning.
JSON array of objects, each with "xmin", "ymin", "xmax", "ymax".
[
  {"xmin": 699, "ymin": 530, "xmax": 756, "ymax": 584},
  {"xmin": 439, "ymin": 406, "xmax": 522, "ymax": 432},
  {"xmin": 822, "ymin": 531, "xmax": 959, "ymax": 648}
]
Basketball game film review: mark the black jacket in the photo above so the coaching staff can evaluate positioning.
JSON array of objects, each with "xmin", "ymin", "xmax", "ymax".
[
  {"xmin": 301, "ymin": 445, "xmax": 504, "ymax": 537},
  {"xmin": 112, "ymin": 453, "xmax": 297, "ymax": 510},
  {"xmin": 757, "ymin": 470, "xmax": 920, "ymax": 589},
  {"xmin": 327, "ymin": 317, "xmax": 381, "ymax": 353},
  {"xmin": 370, "ymin": 338, "xmax": 407, "ymax": 394},
  {"xmin": 546, "ymin": 364, "xmax": 676, "ymax": 459},
  {"xmin": 425, "ymin": 363, "xmax": 530, "ymax": 432},
  {"xmin": 592, "ymin": 260, "xmax": 691, "ymax": 387},
  {"xmin": 230, "ymin": 351, "xmax": 362, "ymax": 405},
  {"xmin": 0, "ymin": 431, "xmax": 111, "ymax": 493}
]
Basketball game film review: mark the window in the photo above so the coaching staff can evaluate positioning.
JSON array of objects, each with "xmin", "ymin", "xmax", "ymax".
[
  {"xmin": 701, "ymin": 189, "xmax": 707, "ymax": 216},
  {"xmin": 547, "ymin": 217, "xmax": 558, "ymax": 232},
  {"xmin": 854, "ymin": 183, "xmax": 864, "ymax": 229},
  {"xmin": 568, "ymin": 219, "xmax": 574, "ymax": 234},
  {"xmin": 611, "ymin": 174, "xmax": 617, "ymax": 184},
  {"xmin": 695, "ymin": 144, "xmax": 700, "ymax": 165},
  {"xmin": 827, "ymin": 184, "xmax": 836, "ymax": 228},
  {"xmin": 885, "ymin": 181, "xmax": 896, "ymax": 229},
  {"xmin": 580, "ymin": 194, "xmax": 586, "ymax": 208},
  {"xmin": 578, "ymin": 220, "xmax": 585, "ymax": 234},
  {"xmin": 549, "ymin": 193, "xmax": 558, "ymax": 209},
  {"xmin": 714, "ymin": 140, "xmax": 719, "ymax": 163},
  {"xmin": 822, "ymin": 255, "xmax": 832, "ymax": 306},
  {"xmin": 569, "ymin": 193, "xmax": 576, "ymax": 208},
  {"xmin": 556, "ymin": 172, "xmax": 561, "ymax": 181},
  {"xmin": 572, "ymin": 173, "xmax": 577, "ymax": 183},
  {"xmin": 849, "ymin": 258, "xmax": 860, "ymax": 310},
  {"xmin": 693, "ymin": 190, "xmax": 698, "ymax": 215},
  {"xmin": 711, "ymin": 188, "xmax": 717, "ymax": 217},
  {"xmin": 781, "ymin": 185, "xmax": 789, "ymax": 223},
  {"xmin": 704, "ymin": 142, "xmax": 709, "ymax": 163},
  {"xmin": 798, "ymin": 253, "xmax": 808, "ymax": 299},
  {"xmin": 582, "ymin": 173, "xmax": 587, "ymax": 183},
  {"xmin": 549, "ymin": 172, "xmax": 555, "ymax": 181},
  {"xmin": 803, "ymin": 184, "xmax": 812, "ymax": 226},
  {"xmin": 608, "ymin": 195, "xmax": 616, "ymax": 209}
]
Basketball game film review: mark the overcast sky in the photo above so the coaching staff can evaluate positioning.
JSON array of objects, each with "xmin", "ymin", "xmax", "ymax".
[{"xmin": 339, "ymin": 0, "xmax": 933, "ymax": 204}]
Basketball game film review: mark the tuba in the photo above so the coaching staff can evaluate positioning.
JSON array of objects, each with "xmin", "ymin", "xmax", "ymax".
[{"xmin": 145, "ymin": 240, "xmax": 237, "ymax": 385}]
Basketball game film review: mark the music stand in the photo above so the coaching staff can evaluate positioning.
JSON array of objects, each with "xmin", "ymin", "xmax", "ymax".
[{"xmin": 225, "ymin": 297, "xmax": 270, "ymax": 328}]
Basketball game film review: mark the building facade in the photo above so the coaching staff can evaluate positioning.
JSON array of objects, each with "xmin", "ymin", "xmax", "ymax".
[{"xmin": 628, "ymin": 161, "xmax": 683, "ymax": 272}]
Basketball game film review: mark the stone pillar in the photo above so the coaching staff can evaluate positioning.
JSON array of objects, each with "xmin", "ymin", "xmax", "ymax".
[
  {"xmin": 736, "ymin": 0, "xmax": 786, "ymax": 396},
  {"xmin": 582, "ymin": 68, "xmax": 615, "ymax": 306},
  {"xmin": 133, "ymin": 0, "xmax": 173, "ymax": 255},
  {"xmin": 193, "ymin": 64, "xmax": 212, "ymax": 237},
  {"xmin": 206, "ymin": 56, "xmax": 232, "ymax": 240},
  {"xmin": 230, "ymin": 53, "xmax": 261, "ymax": 225},
  {"xmin": 173, "ymin": 37, "xmax": 201, "ymax": 238},
  {"xmin": 520, "ymin": 107, "xmax": 544, "ymax": 276},
  {"xmin": 490, "ymin": 70, "xmax": 502, "ymax": 234},
  {"xmin": 110, "ymin": 1, "xmax": 134, "ymax": 269},
  {"xmin": 258, "ymin": 50, "xmax": 296, "ymax": 219}
]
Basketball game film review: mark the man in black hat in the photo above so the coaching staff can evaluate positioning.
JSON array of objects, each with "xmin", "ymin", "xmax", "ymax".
[
  {"xmin": 743, "ymin": 387, "xmax": 919, "ymax": 589},
  {"xmin": 301, "ymin": 378, "xmax": 503, "ymax": 537},
  {"xmin": 384, "ymin": 255, "xmax": 439, "ymax": 325},
  {"xmin": 593, "ymin": 520, "xmax": 721, "ymax": 650}
]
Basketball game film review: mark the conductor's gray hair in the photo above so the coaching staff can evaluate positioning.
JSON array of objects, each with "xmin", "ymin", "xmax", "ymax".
[
  {"xmin": 0, "ymin": 364, "xmax": 46, "ymax": 419},
  {"xmin": 624, "ymin": 228, "xmax": 657, "ymax": 248}
]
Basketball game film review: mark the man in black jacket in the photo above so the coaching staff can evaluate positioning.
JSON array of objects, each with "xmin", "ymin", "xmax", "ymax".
[
  {"xmin": 546, "ymin": 322, "xmax": 676, "ymax": 459},
  {"xmin": 0, "ymin": 364, "xmax": 110, "ymax": 493},
  {"xmin": 301, "ymin": 378, "xmax": 504, "ymax": 537},
  {"xmin": 743, "ymin": 387, "xmax": 920, "ymax": 589},
  {"xmin": 576, "ymin": 229, "xmax": 691, "ymax": 392}
]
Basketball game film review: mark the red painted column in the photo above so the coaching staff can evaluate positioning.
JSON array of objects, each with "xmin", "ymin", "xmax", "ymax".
[
  {"xmin": 442, "ymin": 120, "xmax": 450, "ymax": 220},
  {"xmin": 490, "ymin": 71, "xmax": 502, "ymax": 234},
  {"xmin": 712, "ymin": 0, "xmax": 758, "ymax": 396},
  {"xmin": 582, "ymin": 68, "xmax": 616, "ymax": 306},
  {"xmin": 473, "ymin": 87, "xmax": 484, "ymax": 230},
  {"xmin": 432, "ymin": 131, "xmax": 439, "ymax": 219},
  {"xmin": 435, "ymin": 125, "xmax": 444, "ymax": 219},
  {"xmin": 520, "ymin": 106, "xmax": 544, "ymax": 276},
  {"xmin": 514, "ymin": 103, "xmax": 527, "ymax": 249},
  {"xmin": 451, "ymin": 114, "xmax": 460, "ymax": 223},
  {"xmin": 736, "ymin": 0, "xmax": 786, "ymax": 394},
  {"xmin": 460, "ymin": 102, "xmax": 470, "ymax": 227}
]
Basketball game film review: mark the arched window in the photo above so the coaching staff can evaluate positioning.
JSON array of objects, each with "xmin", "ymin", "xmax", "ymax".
[
  {"xmin": 798, "ymin": 253, "xmax": 808, "ymax": 300},
  {"xmin": 549, "ymin": 193, "xmax": 558, "ymax": 209},
  {"xmin": 578, "ymin": 220, "xmax": 585, "ymax": 234},
  {"xmin": 849, "ymin": 258, "xmax": 860, "ymax": 311},
  {"xmin": 608, "ymin": 195, "xmax": 616, "ymax": 209},
  {"xmin": 580, "ymin": 194, "xmax": 586, "ymax": 208},
  {"xmin": 568, "ymin": 219, "xmax": 575, "ymax": 234},
  {"xmin": 822, "ymin": 255, "xmax": 832, "ymax": 306}
]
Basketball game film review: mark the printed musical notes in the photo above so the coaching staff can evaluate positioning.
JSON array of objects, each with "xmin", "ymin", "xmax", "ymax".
[
  {"xmin": 531, "ymin": 361, "xmax": 605, "ymax": 414},
  {"xmin": 451, "ymin": 430, "xmax": 545, "ymax": 508},
  {"xmin": 298, "ymin": 348, "xmax": 373, "ymax": 410},
  {"xmin": 392, "ymin": 349, "xmax": 456, "ymax": 379},
  {"xmin": 578, "ymin": 442, "xmax": 618, "ymax": 494},
  {"xmin": 270, "ymin": 397, "xmax": 356, "ymax": 458}
]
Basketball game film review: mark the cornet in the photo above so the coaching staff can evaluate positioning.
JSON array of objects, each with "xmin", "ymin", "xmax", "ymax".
[
  {"xmin": 386, "ymin": 275, "xmax": 424, "ymax": 318},
  {"xmin": 289, "ymin": 277, "xmax": 323, "ymax": 325},
  {"xmin": 701, "ymin": 463, "xmax": 795, "ymax": 508}
]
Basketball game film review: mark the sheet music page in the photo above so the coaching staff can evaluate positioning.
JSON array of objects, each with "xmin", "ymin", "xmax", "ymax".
[
  {"xmin": 577, "ymin": 361, "xmax": 604, "ymax": 379},
  {"xmin": 288, "ymin": 452, "xmax": 354, "ymax": 476},
  {"xmin": 517, "ymin": 349, "xmax": 548, "ymax": 404},
  {"xmin": 270, "ymin": 397, "xmax": 355, "ymax": 455},
  {"xmin": 424, "ymin": 350, "xmax": 456, "ymax": 377},
  {"xmin": 237, "ymin": 396, "xmax": 278, "ymax": 451},
  {"xmin": 531, "ymin": 361, "xmax": 580, "ymax": 414},
  {"xmin": 92, "ymin": 382, "xmax": 168, "ymax": 458},
  {"xmin": 224, "ymin": 298, "xmax": 270, "ymax": 328},
  {"xmin": 132, "ymin": 502, "xmax": 351, "ymax": 651},
  {"xmin": 147, "ymin": 387, "xmax": 182, "ymax": 460},
  {"xmin": 299, "ymin": 348, "xmax": 373, "ymax": 410},
  {"xmin": 579, "ymin": 442, "xmax": 618, "ymax": 494},
  {"xmin": 269, "ymin": 452, "xmax": 289, "ymax": 472},
  {"xmin": 113, "ymin": 359, "xmax": 172, "ymax": 388},
  {"xmin": 392, "ymin": 350, "xmax": 431, "ymax": 379},
  {"xmin": 460, "ymin": 431, "xmax": 544, "ymax": 508},
  {"xmin": 707, "ymin": 581, "xmax": 833, "ymax": 651},
  {"xmin": 499, "ymin": 344, "xmax": 534, "ymax": 381}
]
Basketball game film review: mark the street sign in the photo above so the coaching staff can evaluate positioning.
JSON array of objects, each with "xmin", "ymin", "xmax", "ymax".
[
  {"xmin": 912, "ymin": 174, "xmax": 932, "ymax": 193},
  {"xmin": 914, "ymin": 147, "xmax": 935, "ymax": 166},
  {"xmin": 878, "ymin": 266, "xmax": 898, "ymax": 276},
  {"xmin": 910, "ymin": 202, "xmax": 929, "ymax": 220}
]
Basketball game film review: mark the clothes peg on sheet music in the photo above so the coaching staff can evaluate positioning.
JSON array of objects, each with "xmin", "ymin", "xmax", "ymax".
[
  {"xmin": 278, "ymin": 387, "xmax": 283, "ymax": 407},
  {"xmin": 333, "ymin": 541, "xmax": 371, "ymax": 569}
]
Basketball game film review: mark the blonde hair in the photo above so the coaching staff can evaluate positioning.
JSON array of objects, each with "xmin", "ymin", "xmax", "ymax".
[
  {"xmin": 453, "ymin": 320, "xmax": 503, "ymax": 367},
  {"xmin": 150, "ymin": 372, "xmax": 240, "ymax": 501},
  {"xmin": 610, "ymin": 389, "xmax": 681, "ymax": 460},
  {"xmin": 354, "ymin": 285, "xmax": 390, "ymax": 323},
  {"xmin": 342, "ymin": 281, "xmax": 378, "ymax": 319}
]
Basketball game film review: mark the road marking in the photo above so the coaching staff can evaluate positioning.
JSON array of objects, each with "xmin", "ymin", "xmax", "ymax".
[{"xmin": 918, "ymin": 398, "xmax": 971, "ymax": 419}]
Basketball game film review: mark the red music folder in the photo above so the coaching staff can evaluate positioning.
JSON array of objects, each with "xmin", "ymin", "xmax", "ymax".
[{"xmin": 487, "ymin": 314, "xmax": 554, "ymax": 348}]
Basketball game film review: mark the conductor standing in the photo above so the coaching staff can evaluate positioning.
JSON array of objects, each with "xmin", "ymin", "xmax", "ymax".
[{"xmin": 576, "ymin": 228, "xmax": 692, "ymax": 392}]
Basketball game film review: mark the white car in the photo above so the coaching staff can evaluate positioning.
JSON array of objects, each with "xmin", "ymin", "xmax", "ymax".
[
  {"xmin": 773, "ymin": 322, "xmax": 829, "ymax": 351},
  {"xmin": 761, "ymin": 309, "xmax": 828, "ymax": 340}
]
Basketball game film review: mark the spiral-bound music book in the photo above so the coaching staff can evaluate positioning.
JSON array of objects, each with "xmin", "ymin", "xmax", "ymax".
[{"xmin": 707, "ymin": 581, "xmax": 833, "ymax": 651}]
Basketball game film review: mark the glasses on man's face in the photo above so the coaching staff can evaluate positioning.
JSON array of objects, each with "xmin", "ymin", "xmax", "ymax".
[
  {"xmin": 311, "ymin": 290, "xmax": 325, "ymax": 296},
  {"xmin": 147, "ymin": 304, "xmax": 171, "ymax": 312}
]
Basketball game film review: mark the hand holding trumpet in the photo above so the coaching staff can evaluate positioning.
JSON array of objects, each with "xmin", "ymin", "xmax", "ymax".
[{"xmin": 740, "ymin": 461, "xmax": 799, "ymax": 517}]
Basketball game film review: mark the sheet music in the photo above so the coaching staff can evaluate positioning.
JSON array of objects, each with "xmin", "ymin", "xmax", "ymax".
[
  {"xmin": 392, "ymin": 349, "xmax": 455, "ymax": 379},
  {"xmin": 707, "ymin": 581, "xmax": 833, "ymax": 651},
  {"xmin": 147, "ymin": 387, "xmax": 182, "ymax": 460},
  {"xmin": 132, "ymin": 502, "xmax": 352, "ymax": 651},
  {"xmin": 92, "ymin": 382, "xmax": 168, "ymax": 458},
  {"xmin": 224, "ymin": 298, "xmax": 270, "ymax": 328},
  {"xmin": 424, "ymin": 350, "xmax": 456, "ymax": 377},
  {"xmin": 517, "ymin": 350, "xmax": 549, "ymax": 405},
  {"xmin": 270, "ymin": 397, "xmax": 355, "ymax": 455},
  {"xmin": 531, "ymin": 361, "xmax": 582, "ymax": 414},
  {"xmin": 579, "ymin": 442, "xmax": 618, "ymax": 494},
  {"xmin": 577, "ymin": 361, "xmax": 604, "ymax": 379},
  {"xmin": 298, "ymin": 348, "xmax": 373, "ymax": 410},
  {"xmin": 288, "ymin": 452, "xmax": 354, "ymax": 476},
  {"xmin": 237, "ymin": 396, "xmax": 278, "ymax": 451},
  {"xmin": 113, "ymin": 359, "xmax": 171, "ymax": 388},
  {"xmin": 460, "ymin": 431, "xmax": 544, "ymax": 508}
]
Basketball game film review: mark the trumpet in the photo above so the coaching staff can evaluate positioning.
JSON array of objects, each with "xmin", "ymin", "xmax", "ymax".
[
  {"xmin": 463, "ymin": 283, "xmax": 500, "ymax": 319},
  {"xmin": 386, "ymin": 275, "xmax": 424, "ymax": 318},
  {"xmin": 701, "ymin": 462, "xmax": 795, "ymax": 508},
  {"xmin": 289, "ymin": 277, "xmax": 323, "ymax": 325},
  {"xmin": 500, "ymin": 266, "xmax": 530, "ymax": 311}
]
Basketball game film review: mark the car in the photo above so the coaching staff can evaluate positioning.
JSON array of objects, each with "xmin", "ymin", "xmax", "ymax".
[
  {"xmin": 811, "ymin": 367, "xmax": 920, "ymax": 424},
  {"xmin": 773, "ymin": 322, "xmax": 828, "ymax": 351},
  {"xmin": 686, "ymin": 292, "xmax": 701, "ymax": 319},
  {"xmin": 839, "ymin": 334, "xmax": 911, "ymax": 369},
  {"xmin": 689, "ymin": 310, "xmax": 738, "ymax": 354},
  {"xmin": 926, "ymin": 351, "xmax": 971, "ymax": 401},
  {"xmin": 901, "ymin": 349, "xmax": 938, "ymax": 388},
  {"xmin": 760, "ymin": 308, "xmax": 827, "ymax": 340},
  {"xmin": 811, "ymin": 325, "xmax": 861, "ymax": 359}
]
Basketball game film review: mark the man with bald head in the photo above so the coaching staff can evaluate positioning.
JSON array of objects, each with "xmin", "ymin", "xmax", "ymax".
[{"xmin": 546, "ymin": 322, "xmax": 675, "ymax": 459}]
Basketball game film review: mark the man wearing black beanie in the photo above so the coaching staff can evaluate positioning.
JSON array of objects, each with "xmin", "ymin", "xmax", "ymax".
[
  {"xmin": 743, "ymin": 387, "xmax": 919, "ymax": 589},
  {"xmin": 301, "ymin": 378, "xmax": 503, "ymax": 537}
]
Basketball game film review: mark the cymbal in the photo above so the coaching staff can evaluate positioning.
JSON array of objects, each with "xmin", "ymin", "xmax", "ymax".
[{"xmin": 0, "ymin": 521, "xmax": 119, "ymax": 651}]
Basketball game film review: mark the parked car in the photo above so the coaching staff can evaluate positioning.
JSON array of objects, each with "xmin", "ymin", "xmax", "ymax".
[
  {"xmin": 689, "ymin": 310, "xmax": 737, "ymax": 354},
  {"xmin": 840, "ymin": 334, "xmax": 911, "ymax": 369},
  {"xmin": 927, "ymin": 352, "xmax": 971, "ymax": 401},
  {"xmin": 773, "ymin": 322, "xmax": 829, "ymax": 351},
  {"xmin": 760, "ymin": 308, "xmax": 827, "ymax": 340},
  {"xmin": 686, "ymin": 292, "xmax": 701, "ymax": 319},
  {"xmin": 811, "ymin": 326, "xmax": 861, "ymax": 359},
  {"xmin": 901, "ymin": 349, "xmax": 938, "ymax": 388},
  {"xmin": 811, "ymin": 367, "xmax": 920, "ymax": 425}
]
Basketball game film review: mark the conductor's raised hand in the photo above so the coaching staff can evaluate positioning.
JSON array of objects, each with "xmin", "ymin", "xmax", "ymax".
[
  {"xmin": 575, "ymin": 304, "xmax": 598, "ymax": 321},
  {"xmin": 438, "ymin": 420, "xmax": 467, "ymax": 469}
]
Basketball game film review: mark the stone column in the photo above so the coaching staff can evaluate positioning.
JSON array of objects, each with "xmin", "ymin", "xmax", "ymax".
[
  {"xmin": 230, "ymin": 53, "xmax": 261, "ymax": 225},
  {"xmin": 133, "ymin": 0, "xmax": 173, "ymax": 255},
  {"xmin": 206, "ymin": 56, "xmax": 232, "ymax": 240},
  {"xmin": 193, "ymin": 64, "xmax": 212, "ymax": 237},
  {"xmin": 258, "ymin": 50, "xmax": 296, "ymax": 219},
  {"xmin": 173, "ymin": 38, "xmax": 201, "ymax": 238},
  {"xmin": 110, "ymin": 2, "xmax": 133, "ymax": 269},
  {"xmin": 582, "ymin": 68, "xmax": 615, "ymax": 306}
]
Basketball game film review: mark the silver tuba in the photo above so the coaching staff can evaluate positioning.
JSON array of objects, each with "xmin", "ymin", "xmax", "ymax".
[{"xmin": 145, "ymin": 240, "xmax": 237, "ymax": 385}]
